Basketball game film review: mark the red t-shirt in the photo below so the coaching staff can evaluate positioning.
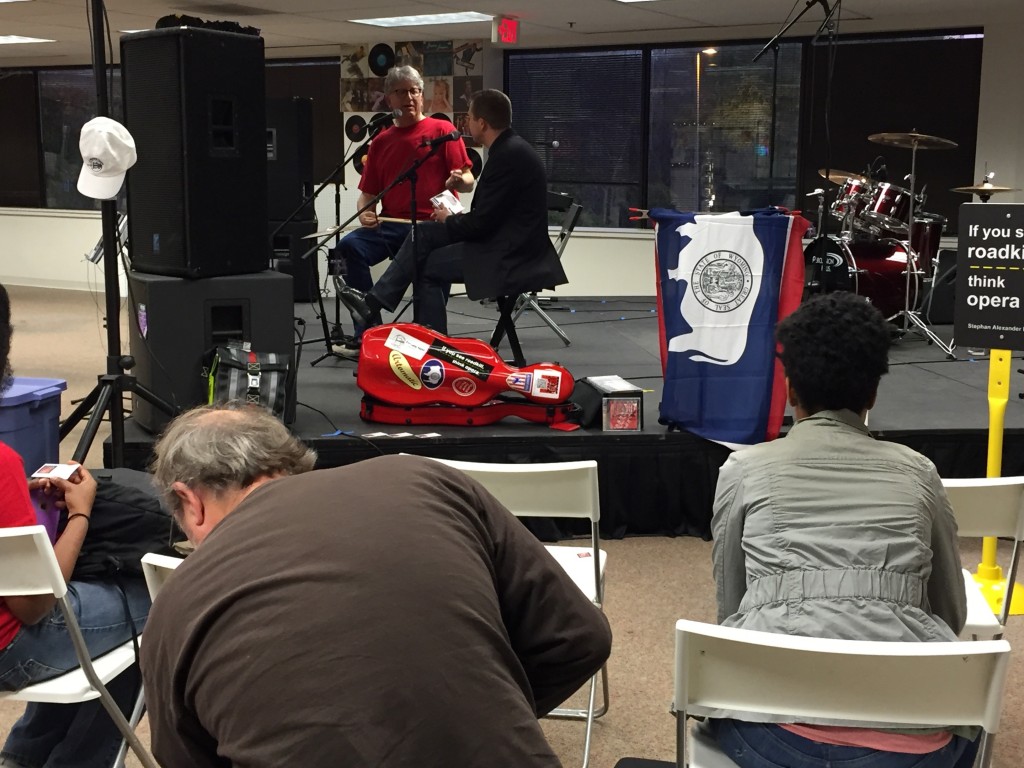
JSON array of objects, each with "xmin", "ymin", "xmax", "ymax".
[
  {"xmin": 0, "ymin": 443, "xmax": 35, "ymax": 648},
  {"xmin": 358, "ymin": 116, "xmax": 471, "ymax": 220}
]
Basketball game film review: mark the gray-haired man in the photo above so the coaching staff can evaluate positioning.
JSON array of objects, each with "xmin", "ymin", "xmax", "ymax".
[{"xmin": 142, "ymin": 404, "xmax": 611, "ymax": 767}]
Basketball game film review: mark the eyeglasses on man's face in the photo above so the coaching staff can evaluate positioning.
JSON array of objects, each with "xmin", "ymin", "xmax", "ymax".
[{"xmin": 391, "ymin": 87, "xmax": 422, "ymax": 98}]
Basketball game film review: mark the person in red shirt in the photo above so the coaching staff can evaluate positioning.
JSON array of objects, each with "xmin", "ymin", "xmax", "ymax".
[
  {"xmin": 333, "ymin": 65, "xmax": 474, "ymax": 359},
  {"xmin": 0, "ymin": 283, "xmax": 151, "ymax": 768}
]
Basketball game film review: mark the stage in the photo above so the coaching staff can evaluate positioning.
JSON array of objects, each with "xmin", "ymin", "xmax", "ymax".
[{"xmin": 113, "ymin": 296, "xmax": 1024, "ymax": 538}]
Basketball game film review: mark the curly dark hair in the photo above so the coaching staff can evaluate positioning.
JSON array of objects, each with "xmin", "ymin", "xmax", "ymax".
[
  {"xmin": 0, "ymin": 283, "xmax": 12, "ymax": 394},
  {"xmin": 775, "ymin": 292, "xmax": 890, "ymax": 414}
]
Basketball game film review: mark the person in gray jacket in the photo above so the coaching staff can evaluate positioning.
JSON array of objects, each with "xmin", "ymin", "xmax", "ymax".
[{"xmin": 710, "ymin": 292, "xmax": 974, "ymax": 768}]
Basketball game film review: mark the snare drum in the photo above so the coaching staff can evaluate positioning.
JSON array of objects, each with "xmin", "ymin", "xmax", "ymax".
[
  {"xmin": 861, "ymin": 182, "xmax": 913, "ymax": 232},
  {"xmin": 829, "ymin": 177, "xmax": 872, "ymax": 223}
]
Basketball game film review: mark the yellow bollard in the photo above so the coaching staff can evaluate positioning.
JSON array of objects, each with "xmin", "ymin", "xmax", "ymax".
[{"xmin": 973, "ymin": 349, "xmax": 1024, "ymax": 615}]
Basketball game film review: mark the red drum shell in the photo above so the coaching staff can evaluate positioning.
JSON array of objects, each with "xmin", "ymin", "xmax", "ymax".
[{"xmin": 860, "ymin": 182, "xmax": 913, "ymax": 232}]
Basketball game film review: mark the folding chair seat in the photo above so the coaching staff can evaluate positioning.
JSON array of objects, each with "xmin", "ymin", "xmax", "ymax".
[
  {"xmin": 0, "ymin": 526, "xmax": 158, "ymax": 768},
  {"xmin": 941, "ymin": 476, "xmax": 1024, "ymax": 640},
  {"xmin": 616, "ymin": 619, "xmax": 1011, "ymax": 768},
  {"xmin": 490, "ymin": 194, "xmax": 583, "ymax": 366},
  {"xmin": 422, "ymin": 457, "xmax": 607, "ymax": 768}
]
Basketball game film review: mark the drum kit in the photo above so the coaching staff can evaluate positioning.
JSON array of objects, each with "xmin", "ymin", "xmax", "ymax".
[{"xmin": 804, "ymin": 130, "xmax": 964, "ymax": 356}]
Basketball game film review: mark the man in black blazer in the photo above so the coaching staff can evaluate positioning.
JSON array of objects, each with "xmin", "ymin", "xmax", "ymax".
[{"xmin": 338, "ymin": 89, "xmax": 567, "ymax": 337}]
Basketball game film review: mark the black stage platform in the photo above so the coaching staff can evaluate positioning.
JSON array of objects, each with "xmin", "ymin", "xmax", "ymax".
[{"xmin": 113, "ymin": 297, "xmax": 1024, "ymax": 539}]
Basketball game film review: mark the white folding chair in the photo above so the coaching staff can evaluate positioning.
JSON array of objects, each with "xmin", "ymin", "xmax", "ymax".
[
  {"xmin": 0, "ymin": 526, "xmax": 158, "ymax": 768},
  {"xmin": 423, "ymin": 457, "xmax": 607, "ymax": 768},
  {"xmin": 942, "ymin": 477, "xmax": 1024, "ymax": 640},
  {"xmin": 673, "ymin": 620, "xmax": 1011, "ymax": 768},
  {"xmin": 141, "ymin": 552, "xmax": 186, "ymax": 600}
]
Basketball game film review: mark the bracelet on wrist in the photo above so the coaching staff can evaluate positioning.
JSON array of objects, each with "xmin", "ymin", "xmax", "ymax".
[{"xmin": 66, "ymin": 513, "xmax": 90, "ymax": 526}]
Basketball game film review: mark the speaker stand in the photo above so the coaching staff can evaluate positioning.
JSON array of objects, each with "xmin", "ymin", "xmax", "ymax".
[{"xmin": 64, "ymin": 0, "xmax": 178, "ymax": 466}]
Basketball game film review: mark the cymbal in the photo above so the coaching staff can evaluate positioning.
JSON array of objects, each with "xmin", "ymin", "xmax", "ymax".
[
  {"xmin": 867, "ymin": 132, "xmax": 957, "ymax": 150},
  {"xmin": 818, "ymin": 168, "xmax": 864, "ymax": 184},
  {"xmin": 951, "ymin": 183, "xmax": 1020, "ymax": 195}
]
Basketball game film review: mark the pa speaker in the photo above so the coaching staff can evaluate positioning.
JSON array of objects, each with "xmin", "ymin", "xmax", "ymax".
[
  {"xmin": 122, "ymin": 27, "xmax": 268, "ymax": 278},
  {"xmin": 127, "ymin": 270, "xmax": 295, "ymax": 433},
  {"xmin": 267, "ymin": 97, "xmax": 314, "ymax": 222}
]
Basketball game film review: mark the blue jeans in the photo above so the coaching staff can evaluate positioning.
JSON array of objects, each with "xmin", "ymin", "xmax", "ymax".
[
  {"xmin": 710, "ymin": 719, "xmax": 980, "ymax": 768},
  {"xmin": 370, "ymin": 221, "xmax": 463, "ymax": 335},
  {"xmin": 336, "ymin": 222, "xmax": 410, "ymax": 338},
  {"xmin": 0, "ymin": 577, "xmax": 151, "ymax": 768}
]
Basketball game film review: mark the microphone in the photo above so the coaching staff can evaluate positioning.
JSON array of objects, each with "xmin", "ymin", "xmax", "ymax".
[
  {"xmin": 420, "ymin": 130, "xmax": 461, "ymax": 148},
  {"xmin": 533, "ymin": 140, "xmax": 560, "ymax": 149},
  {"xmin": 367, "ymin": 109, "xmax": 401, "ymax": 128}
]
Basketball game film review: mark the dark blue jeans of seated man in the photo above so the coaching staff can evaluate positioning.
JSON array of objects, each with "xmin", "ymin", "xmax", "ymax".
[
  {"xmin": 369, "ymin": 221, "xmax": 463, "ymax": 336},
  {"xmin": 709, "ymin": 718, "xmax": 980, "ymax": 768},
  {"xmin": 0, "ymin": 577, "xmax": 151, "ymax": 768}
]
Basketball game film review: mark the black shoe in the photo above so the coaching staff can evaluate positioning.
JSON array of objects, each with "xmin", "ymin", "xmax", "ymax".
[
  {"xmin": 337, "ymin": 286, "xmax": 382, "ymax": 329},
  {"xmin": 331, "ymin": 340, "xmax": 361, "ymax": 360}
]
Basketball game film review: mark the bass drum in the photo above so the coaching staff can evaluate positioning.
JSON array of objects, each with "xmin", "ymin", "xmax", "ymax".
[{"xmin": 803, "ymin": 236, "xmax": 918, "ymax": 318}]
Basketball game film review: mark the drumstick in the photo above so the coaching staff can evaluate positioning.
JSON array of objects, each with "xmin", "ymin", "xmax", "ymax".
[{"xmin": 377, "ymin": 216, "xmax": 413, "ymax": 224}]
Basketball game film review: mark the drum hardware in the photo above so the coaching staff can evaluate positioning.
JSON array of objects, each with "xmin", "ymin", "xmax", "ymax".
[
  {"xmin": 951, "ymin": 170, "xmax": 1020, "ymax": 203},
  {"xmin": 867, "ymin": 131, "xmax": 957, "ymax": 358}
]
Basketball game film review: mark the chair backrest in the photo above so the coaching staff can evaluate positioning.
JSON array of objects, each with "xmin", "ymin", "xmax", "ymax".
[
  {"xmin": 141, "ymin": 552, "xmax": 185, "ymax": 600},
  {"xmin": 423, "ymin": 457, "xmax": 600, "ymax": 522},
  {"xmin": 674, "ymin": 619, "xmax": 1011, "ymax": 735},
  {"xmin": 0, "ymin": 526, "xmax": 67, "ymax": 599},
  {"xmin": 553, "ymin": 203, "xmax": 583, "ymax": 260},
  {"xmin": 942, "ymin": 477, "xmax": 1024, "ymax": 540}
]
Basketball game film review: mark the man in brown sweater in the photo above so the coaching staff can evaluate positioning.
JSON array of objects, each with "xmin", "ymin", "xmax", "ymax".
[{"xmin": 142, "ymin": 404, "xmax": 611, "ymax": 767}]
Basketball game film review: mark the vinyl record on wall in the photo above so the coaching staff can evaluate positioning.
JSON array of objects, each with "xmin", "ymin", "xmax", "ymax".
[
  {"xmin": 345, "ymin": 114, "xmax": 368, "ymax": 143},
  {"xmin": 353, "ymin": 142, "xmax": 371, "ymax": 175},
  {"xmin": 467, "ymin": 147, "xmax": 483, "ymax": 180},
  {"xmin": 368, "ymin": 43, "xmax": 396, "ymax": 76},
  {"xmin": 367, "ymin": 112, "xmax": 393, "ymax": 139}
]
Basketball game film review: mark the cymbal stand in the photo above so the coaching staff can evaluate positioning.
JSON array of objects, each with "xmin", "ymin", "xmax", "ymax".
[{"xmin": 888, "ymin": 138, "xmax": 955, "ymax": 358}]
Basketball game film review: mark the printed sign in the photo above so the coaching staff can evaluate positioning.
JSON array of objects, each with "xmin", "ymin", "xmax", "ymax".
[{"xmin": 955, "ymin": 204, "xmax": 1024, "ymax": 350}]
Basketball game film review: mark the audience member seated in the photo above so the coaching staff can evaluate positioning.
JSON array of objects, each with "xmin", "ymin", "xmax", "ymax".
[
  {"xmin": 142, "ymin": 403, "xmax": 611, "ymax": 767},
  {"xmin": 710, "ymin": 292, "xmax": 975, "ymax": 768},
  {"xmin": 338, "ymin": 88, "xmax": 567, "ymax": 338},
  {"xmin": 0, "ymin": 283, "xmax": 151, "ymax": 768}
]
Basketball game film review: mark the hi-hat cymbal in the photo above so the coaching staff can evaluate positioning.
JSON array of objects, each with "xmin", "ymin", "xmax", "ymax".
[
  {"xmin": 951, "ymin": 183, "xmax": 1020, "ymax": 195},
  {"xmin": 818, "ymin": 168, "xmax": 864, "ymax": 184},
  {"xmin": 868, "ymin": 132, "xmax": 958, "ymax": 150}
]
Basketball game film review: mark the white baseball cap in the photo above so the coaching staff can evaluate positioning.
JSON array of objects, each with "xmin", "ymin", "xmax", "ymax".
[{"xmin": 77, "ymin": 117, "xmax": 138, "ymax": 200}]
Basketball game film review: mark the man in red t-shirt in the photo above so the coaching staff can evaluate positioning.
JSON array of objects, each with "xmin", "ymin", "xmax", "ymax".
[{"xmin": 333, "ymin": 65, "xmax": 474, "ymax": 358}]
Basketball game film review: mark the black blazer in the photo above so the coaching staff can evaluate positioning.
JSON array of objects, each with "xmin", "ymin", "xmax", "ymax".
[{"xmin": 444, "ymin": 129, "xmax": 568, "ymax": 300}]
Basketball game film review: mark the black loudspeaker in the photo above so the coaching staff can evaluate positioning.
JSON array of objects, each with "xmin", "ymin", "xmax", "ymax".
[
  {"xmin": 122, "ymin": 28, "xmax": 268, "ymax": 278},
  {"xmin": 266, "ymin": 97, "xmax": 314, "ymax": 222},
  {"xmin": 269, "ymin": 220, "xmax": 318, "ymax": 303},
  {"xmin": 923, "ymin": 249, "xmax": 957, "ymax": 324},
  {"xmin": 127, "ymin": 270, "xmax": 295, "ymax": 433}
]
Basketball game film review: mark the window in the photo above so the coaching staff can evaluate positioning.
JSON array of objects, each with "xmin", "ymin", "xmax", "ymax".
[
  {"xmin": 507, "ymin": 49, "xmax": 643, "ymax": 227},
  {"xmin": 508, "ymin": 43, "xmax": 801, "ymax": 227},
  {"xmin": 648, "ymin": 43, "xmax": 802, "ymax": 215},
  {"xmin": 37, "ymin": 68, "xmax": 123, "ymax": 210}
]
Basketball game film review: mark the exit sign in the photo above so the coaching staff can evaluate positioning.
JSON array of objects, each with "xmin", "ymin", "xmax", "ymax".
[{"xmin": 492, "ymin": 16, "xmax": 520, "ymax": 45}]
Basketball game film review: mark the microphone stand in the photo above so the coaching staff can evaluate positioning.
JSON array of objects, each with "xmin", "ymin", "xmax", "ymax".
[
  {"xmin": 298, "ymin": 139, "xmax": 450, "ymax": 362},
  {"xmin": 754, "ymin": 0, "xmax": 836, "ymax": 214}
]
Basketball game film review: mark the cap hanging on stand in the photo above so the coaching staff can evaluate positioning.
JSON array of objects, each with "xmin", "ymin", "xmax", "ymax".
[{"xmin": 77, "ymin": 116, "xmax": 137, "ymax": 200}]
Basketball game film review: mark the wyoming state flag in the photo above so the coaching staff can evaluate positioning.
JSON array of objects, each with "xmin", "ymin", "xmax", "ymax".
[{"xmin": 651, "ymin": 208, "xmax": 808, "ymax": 448}]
